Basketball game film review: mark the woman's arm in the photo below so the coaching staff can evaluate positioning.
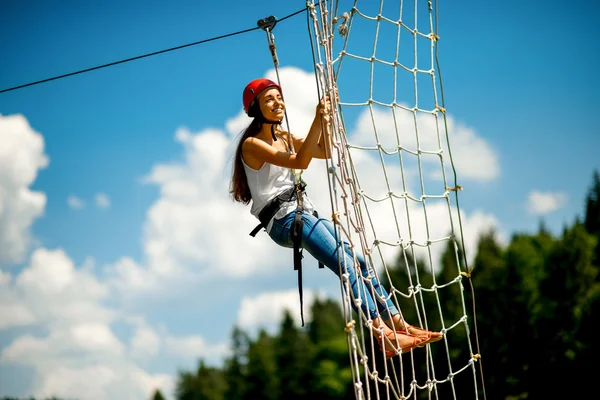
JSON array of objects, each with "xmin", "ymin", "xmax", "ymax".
[
  {"xmin": 242, "ymin": 96, "xmax": 333, "ymax": 169},
  {"xmin": 294, "ymin": 125, "xmax": 330, "ymax": 160},
  {"xmin": 242, "ymin": 137, "xmax": 310, "ymax": 170},
  {"xmin": 294, "ymin": 95, "xmax": 333, "ymax": 159},
  {"xmin": 312, "ymin": 115, "xmax": 333, "ymax": 159}
]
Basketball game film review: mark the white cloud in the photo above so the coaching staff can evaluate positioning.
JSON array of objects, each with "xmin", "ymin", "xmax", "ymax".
[
  {"xmin": 165, "ymin": 335, "xmax": 229, "ymax": 363},
  {"xmin": 0, "ymin": 302, "xmax": 36, "ymax": 330},
  {"xmin": 95, "ymin": 192, "xmax": 111, "ymax": 209},
  {"xmin": 130, "ymin": 323, "xmax": 161, "ymax": 360},
  {"xmin": 0, "ymin": 261, "xmax": 37, "ymax": 331},
  {"xmin": 350, "ymin": 106, "xmax": 499, "ymax": 183},
  {"xmin": 9, "ymin": 249, "xmax": 112, "ymax": 328},
  {"xmin": 67, "ymin": 194, "xmax": 85, "ymax": 209},
  {"xmin": 128, "ymin": 321, "xmax": 228, "ymax": 365},
  {"xmin": 527, "ymin": 190, "xmax": 567, "ymax": 215},
  {"xmin": 0, "ymin": 113, "xmax": 48, "ymax": 265},
  {"xmin": 1, "ymin": 323, "xmax": 124, "ymax": 366},
  {"xmin": 140, "ymin": 127, "xmax": 264, "ymax": 281},
  {"xmin": 0, "ymin": 242, "xmax": 222, "ymax": 399},
  {"xmin": 29, "ymin": 365, "xmax": 174, "ymax": 400},
  {"xmin": 237, "ymin": 289, "xmax": 324, "ymax": 334},
  {"xmin": 0, "ymin": 248, "xmax": 175, "ymax": 400},
  {"xmin": 105, "ymin": 256, "xmax": 160, "ymax": 293},
  {"xmin": 0, "ymin": 268, "xmax": 11, "ymax": 285},
  {"xmin": 1, "ymin": 344, "xmax": 174, "ymax": 400},
  {"xmin": 456, "ymin": 208, "xmax": 507, "ymax": 265}
]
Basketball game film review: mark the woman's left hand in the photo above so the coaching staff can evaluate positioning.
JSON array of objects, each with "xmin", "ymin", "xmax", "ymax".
[
  {"xmin": 317, "ymin": 90, "xmax": 338, "ymax": 122},
  {"xmin": 316, "ymin": 96, "xmax": 331, "ymax": 121}
]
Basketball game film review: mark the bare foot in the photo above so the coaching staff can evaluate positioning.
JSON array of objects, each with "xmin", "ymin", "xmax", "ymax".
[
  {"xmin": 377, "ymin": 329, "xmax": 424, "ymax": 356},
  {"xmin": 386, "ymin": 315, "xmax": 443, "ymax": 344},
  {"xmin": 405, "ymin": 325, "xmax": 443, "ymax": 344},
  {"xmin": 371, "ymin": 318, "xmax": 424, "ymax": 357}
]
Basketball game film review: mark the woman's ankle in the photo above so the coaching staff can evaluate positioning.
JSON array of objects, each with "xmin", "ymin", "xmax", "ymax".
[
  {"xmin": 371, "ymin": 318, "xmax": 394, "ymax": 337},
  {"xmin": 385, "ymin": 314, "xmax": 407, "ymax": 331}
]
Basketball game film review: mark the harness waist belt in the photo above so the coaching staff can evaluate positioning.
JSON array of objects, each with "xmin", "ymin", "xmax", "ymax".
[
  {"xmin": 248, "ymin": 182, "xmax": 324, "ymax": 328},
  {"xmin": 258, "ymin": 186, "xmax": 297, "ymax": 228}
]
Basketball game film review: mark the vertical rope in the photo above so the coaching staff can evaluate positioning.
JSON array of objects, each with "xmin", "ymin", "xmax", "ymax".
[{"xmin": 258, "ymin": 16, "xmax": 303, "ymax": 182}]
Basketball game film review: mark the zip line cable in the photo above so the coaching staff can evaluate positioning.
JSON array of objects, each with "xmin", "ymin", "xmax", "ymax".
[{"xmin": 0, "ymin": 6, "xmax": 309, "ymax": 95}]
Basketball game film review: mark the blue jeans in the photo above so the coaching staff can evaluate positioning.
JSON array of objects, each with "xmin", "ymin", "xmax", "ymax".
[{"xmin": 268, "ymin": 210, "xmax": 399, "ymax": 321}]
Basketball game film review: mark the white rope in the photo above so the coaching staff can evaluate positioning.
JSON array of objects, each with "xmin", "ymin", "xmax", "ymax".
[{"xmin": 307, "ymin": 1, "xmax": 482, "ymax": 399}]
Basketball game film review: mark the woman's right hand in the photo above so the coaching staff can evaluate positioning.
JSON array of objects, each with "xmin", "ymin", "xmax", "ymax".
[
  {"xmin": 316, "ymin": 88, "xmax": 338, "ymax": 121},
  {"xmin": 316, "ymin": 95, "xmax": 331, "ymax": 120}
]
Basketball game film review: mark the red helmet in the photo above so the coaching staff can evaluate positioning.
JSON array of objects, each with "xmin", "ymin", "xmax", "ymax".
[{"xmin": 243, "ymin": 78, "xmax": 282, "ymax": 116}]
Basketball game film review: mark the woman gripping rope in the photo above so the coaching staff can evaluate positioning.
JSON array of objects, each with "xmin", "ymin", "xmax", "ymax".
[{"xmin": 229, "ymin": 78, "xmax": 442, "ymax": 358}]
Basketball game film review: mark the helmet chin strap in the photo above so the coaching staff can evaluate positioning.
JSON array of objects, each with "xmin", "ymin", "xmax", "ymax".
[
  {"xmin": 256, "ymin": 114, "xmax": 283, "ymax": 142},
  {"xmin": 268, "ymin": 121, "xmax": 282, "ymax": 142}
]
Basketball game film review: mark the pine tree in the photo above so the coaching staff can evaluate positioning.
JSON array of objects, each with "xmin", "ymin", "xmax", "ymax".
[
  {"xmin": 151, "ymin": 389, "xmax": 166, "ymax": 400},
  {"xmin": 244, "ymin": 330, "xmax": 278, "ymax": 400},
  {"xmin": 307, "ymin": 298, "xmax": 353, "ymax": 399},
  {"xmin": 224, "ymin": 326, "xmax": 249, "ymax": 400},
  {"xmin": 176, "ymin": 359, "xmax": 226, "ymax": 400},
  {"xmin": 275, "ymin": 310, "xmax": 315, "ymax": 400},
  {"xmin": 529, "ymin": 222, "xmax": 598, "ymax": 398},
  {"xmin": 584, "ymin": 170, "xmax": 600, "ymax": 235},
  {"xmin": 584, "ymin": 169, "xmax": 600, "ymax": 265}
]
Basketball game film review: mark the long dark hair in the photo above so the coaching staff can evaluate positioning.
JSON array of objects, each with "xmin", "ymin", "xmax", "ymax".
[{"xmin": 230, "ymin": 117, "xmax": 261, "ymax": 204}]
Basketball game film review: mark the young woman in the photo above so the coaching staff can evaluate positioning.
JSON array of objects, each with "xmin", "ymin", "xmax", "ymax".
[{"xmin": 230, "ymin": 78, "xmax": 442, "ymax": 358}]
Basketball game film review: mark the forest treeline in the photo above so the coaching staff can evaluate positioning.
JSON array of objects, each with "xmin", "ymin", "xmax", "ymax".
[
  {"xmin": 164, "ymin": 170, "xmax": 600, "ymax": 400},
  {"xmin": 5, "ymin": 171, "xmax": 599, "ymax": 399}
]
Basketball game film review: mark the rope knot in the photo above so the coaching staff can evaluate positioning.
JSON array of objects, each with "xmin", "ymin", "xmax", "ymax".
[
  {"xmin": 446, "ymin": 185, "xmax": 463, "ymax": 192},
  {"xmin": 333, "ymin": 12, "xmax": 351, "ymax": 37},
  {"xmin": 345, "ymin": 320, "xmax": 356, "ymax": 332}
]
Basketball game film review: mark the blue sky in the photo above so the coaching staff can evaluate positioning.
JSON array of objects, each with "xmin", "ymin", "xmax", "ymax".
[{"xmin": 0, "ymin": 0, "xmax": 598, "ymax": 398}]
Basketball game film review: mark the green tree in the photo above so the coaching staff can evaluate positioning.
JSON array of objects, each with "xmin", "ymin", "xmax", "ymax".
[
  {"xmin": 275, "ymin": 311, "xmax": 315, "ymax": 400},
  {"xmin": 308, "ymin": 297, "xmax": 345, "ymax": 345},
  {"xmin": 438, "ymin": 237, "xmax": 469, "ymax": 329},
  {"xmin": 223, "ymin": 326, "xmax": 248, "ymax": 400},
  {"xmin": 584, "ymin": 169, "xmax": 600, "ymax": 235},
  {"xmin": 529, "ymin": 222, "xmax": 599, "ymax": 397},
  {"xmin": 505, "ymin": 226, "xmax": 555, "ymax": 394},
  {"xmin": 427, "ymin": 237, "xmax": 481, "ymax": 399},
  {"xmin": 574, "ymin": 280, "xmax": 600, "ymax": 366},
  {"xmin": 373, "ymin": 244, "xmax": 457, "ymax": 399},
  {"xmin": 584, "ymin": 169, "xmax": 600, "ymax": 264},
  {"xmin": 151, "ymin": 389, "xmax": 166, "ymax": 400},
  {"xmin": 379, "ymin": 247, "xmax": 435, "ymax": 330},
  {"xmin": 244, "ymin": 329, "xmax": 278, "ymax": 400},
  {"xmin": 307, "ymin": 298, "xmax": 353, "ymax": 399},
  {"xmin": 176, "ymin": 359, "xmax": 226, "ymax": 400}
]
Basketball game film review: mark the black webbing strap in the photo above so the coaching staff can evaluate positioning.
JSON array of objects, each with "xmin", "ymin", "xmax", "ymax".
[
  {"xmin": 249, "ymin": 223, "xmax": 264, "ymax": 237},
  {"xmin": 249, "ymin": 186, "xmax": 297, "ymax": 237},
  {"xmin": 248, "ymin": 183, "xmax": 324, "ymax": 327},
  {"xmin": 290, "ymin": 183, "xmax": 324, "ymax": 327},
  {"xmin": 291, "ymin": 193, "xmax": 305, "ymax": 325}
]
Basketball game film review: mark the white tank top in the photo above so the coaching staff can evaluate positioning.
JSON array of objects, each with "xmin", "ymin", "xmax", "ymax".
[{"xmin": 242, "ymin": 155, "xmax": 315, "ymax": 233}]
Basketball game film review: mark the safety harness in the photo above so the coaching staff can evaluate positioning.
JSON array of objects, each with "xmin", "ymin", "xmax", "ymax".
[{"xmin": 249, "ymin": 179, "xmax": 324, "ymax": 327}]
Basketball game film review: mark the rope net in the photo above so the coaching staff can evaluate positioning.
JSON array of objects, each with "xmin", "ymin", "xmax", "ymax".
[{"xmin": 306, "ymin": 1, "xmax": 483, "ymax": 399}]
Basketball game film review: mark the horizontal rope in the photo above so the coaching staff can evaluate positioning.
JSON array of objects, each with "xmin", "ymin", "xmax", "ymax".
[{"xmin": 0, "ymin": 6, "xmax": 307, "ymax": 94}]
